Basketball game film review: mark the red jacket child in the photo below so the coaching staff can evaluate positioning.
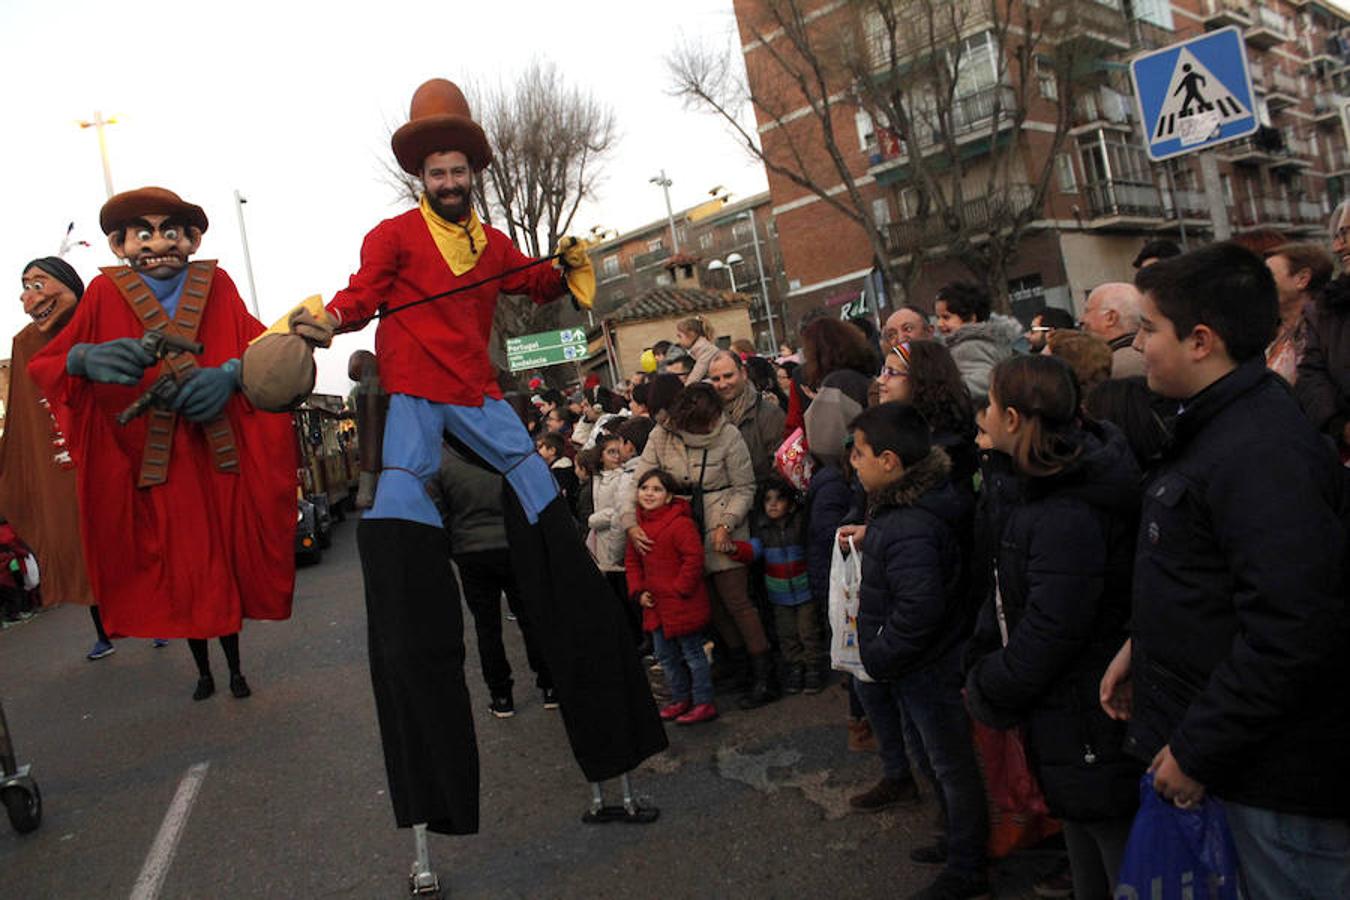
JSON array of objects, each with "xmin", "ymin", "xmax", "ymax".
[{"xmin": 625, "ymin": 497, "xmax": 710, "ymax": 638}]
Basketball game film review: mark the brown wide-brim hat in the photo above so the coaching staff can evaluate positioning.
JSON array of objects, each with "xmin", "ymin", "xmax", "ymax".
[
  {"xmin": 391, "ymin": 78, "xmax": 493, "ymax": 176},
  {"xmin": 240, "ymin": 333, "xmax": 316, "ymax": 412},
  {"xmin": 99, "ymin": 187, "xmax": 209, "ymax": 236}
]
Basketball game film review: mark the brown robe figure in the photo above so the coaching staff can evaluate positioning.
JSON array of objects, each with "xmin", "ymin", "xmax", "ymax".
[{"xmin": 0, "ymin": 259, "xmax": 95, "ymax": 607}]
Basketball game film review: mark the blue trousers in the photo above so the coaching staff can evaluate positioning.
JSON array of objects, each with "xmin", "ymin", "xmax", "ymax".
[
  {"xmin": 368, "ymin": 394, "xmax": 557, "ymax": 526},
  {"xmin": 652, "ymin": 627, "xmax": 712, "ymax": 705},
  {"xmin": 1226, "ymin": 802, "xmax": 1350, "ymax": 900}
]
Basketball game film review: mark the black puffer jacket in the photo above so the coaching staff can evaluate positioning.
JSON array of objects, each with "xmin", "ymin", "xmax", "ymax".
[
  {"xmin": 965, "ymin": 421, "xmax": 1143, "ymax": 822},
  {"xmin": 1296, "ymin": 274, "xmax": 1350, "ymax": 448},
  {"xmin": 1132, "ymin": 360, "xmax": 1350, "ymax": 818},
  {"xmin": 858, "ymin": 448, "xmax": 976, "ymax": 682}
]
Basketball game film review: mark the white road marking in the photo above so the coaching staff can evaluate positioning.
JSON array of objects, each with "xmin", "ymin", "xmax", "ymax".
[{"xmin": 129, "ymin": 761, "xmax": 210, "ymax": 900}]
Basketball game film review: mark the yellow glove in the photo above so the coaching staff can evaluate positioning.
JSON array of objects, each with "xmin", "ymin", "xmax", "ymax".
[{"xmin": 554, "ymin": 237, "xmax": 595, "ymax": 310}]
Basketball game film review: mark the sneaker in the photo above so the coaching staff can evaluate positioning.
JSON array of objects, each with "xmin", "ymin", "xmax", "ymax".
[
  {"xmin": 659, "ymin": 699, "xmax": 692, "ymax": 721},
  {"xmin": 846, "ymin": 717, "xmax": 878, "ymax": 753},
  {"xmin": 87, "ymin": 640, "xmax": 116, "ymax": 661},
  {"xmin": 782, "ymin": 664, "xmax": 805, "ymax": 694},
  {"xmin": 909, "ymin": 840, "xmax": 948, "ymax": 866},
  {"xmin": 489, "ymin": 693, "xmax": 515, "ymax": 719},
  {"xmin": 803, "ymin": 667, "xmax": 825, "ymax": 694},
  {"xmin": 848, "ymin": 776, "xmax": 921, "ymax": 813},
  {"xmin": 1032, "ymin": 856, "xmax": 1073, "ymax": 898},
  {"xmin": 542, "ymin": 687, "xmax": 560, "ymax": 710},
  {"xmin": 907, "ymin": 870, "xmax": 990, "ymax": 900},
  {"xmin": 152, "ymin": 639, "xmax": 169, "ymax": 648},
  {"xmin": 675, "ymin": 702, "xmax": 718, "ymax": 725}
]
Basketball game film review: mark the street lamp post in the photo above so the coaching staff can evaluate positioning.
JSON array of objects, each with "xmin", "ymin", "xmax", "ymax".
[
  {"xmin": 741, "ymin": 212, "xmax": 777, "ymax": 348},
  {"xmin": 77, "ymin": 111, "xmax": 118, "ymax": 200},
  {"xmin": 707, "ymin": 253, "xmax": 741, "ymax": 293},
  {"xmin": 233, "ymin": 190, "xmax": 262, "ymax": 319},
  {"xmin": 648, "ymin": 170, "xmax": 680, "ymax": 253}
]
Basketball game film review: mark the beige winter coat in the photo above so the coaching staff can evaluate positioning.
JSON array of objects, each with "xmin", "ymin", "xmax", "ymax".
[
  {"xmin": 587, "ymin": 465, "xmax": 628, "ymax": 573},
  {"xmin": 683, "ymin": 336, "xmax": 719, "ymax": 385},
  {"xmin": 618, "ymin": 416, "xmax": 756, "ymax": 574}
]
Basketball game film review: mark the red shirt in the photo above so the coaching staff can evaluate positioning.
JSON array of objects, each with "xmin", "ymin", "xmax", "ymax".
[
  {"xmin": 28, "ymin": 268, "xmax": 297, "ymax": 639},
  {"xmin": 327, "ymin": 209, "xmax": 568, "ymax": 405}
]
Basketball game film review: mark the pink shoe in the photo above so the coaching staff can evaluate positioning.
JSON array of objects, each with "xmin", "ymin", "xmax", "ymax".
[
  {"xmin": 675, "ymin": 702, "xmax": 719, "ymax": 725},
  {"xmin": 659, "ymin": 699, "xmax": 692, "ymax": 720}
]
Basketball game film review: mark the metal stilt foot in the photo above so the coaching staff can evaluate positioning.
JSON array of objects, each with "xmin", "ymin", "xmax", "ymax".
[
  {"xmin": 580, "ymin": 775, "xmax": 659, "ymax": 825},
  {"xmin": 408, "ymin": 823, "xmax": 442, "ymax": 896}
]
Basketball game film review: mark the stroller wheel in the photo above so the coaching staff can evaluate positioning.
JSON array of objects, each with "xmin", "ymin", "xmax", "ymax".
[{"xmin": 2, "ymin": 783, "xmax": 41, "ymax": 834}]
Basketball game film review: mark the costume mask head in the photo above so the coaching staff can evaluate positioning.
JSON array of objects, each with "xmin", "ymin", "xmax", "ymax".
[
  {"xmin": 20, "ymin": 257, "xmax": 83, "ymax": 334},
  {"xmin": 99, "ymin": 187, "xmax": 208, "ymax": 280}
]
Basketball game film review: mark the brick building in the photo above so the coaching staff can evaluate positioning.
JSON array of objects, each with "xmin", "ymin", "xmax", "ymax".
[
  {"xmin": 733, "ymin": 0, "xmax": 1350, "ymax": 323},
  {"xmin": 585, "ymin": 191, "xmax": 789, "ymax": 350}
]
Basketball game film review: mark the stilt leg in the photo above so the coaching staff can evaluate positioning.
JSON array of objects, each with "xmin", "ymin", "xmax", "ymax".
[
  {"xmin": 580, "ymin": 775, "xmax": 659, "ymax": 825},
  {"xmin": 408, "ymin": 823, "xmax": 442, "ymax": 896},
  {"xmin": 619, "ymin": 773, "xmax": 660, "ymax": 824}
]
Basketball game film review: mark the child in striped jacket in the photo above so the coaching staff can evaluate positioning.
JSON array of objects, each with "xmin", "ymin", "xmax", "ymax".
[{"xmin": 724, "ymin": 476, "xmax": 823, "ymax": 694}]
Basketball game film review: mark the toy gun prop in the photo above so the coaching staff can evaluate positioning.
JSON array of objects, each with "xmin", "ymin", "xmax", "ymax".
[{"xmin": 116, "ymin": 330, "xmax": 205, "ymax": 426}]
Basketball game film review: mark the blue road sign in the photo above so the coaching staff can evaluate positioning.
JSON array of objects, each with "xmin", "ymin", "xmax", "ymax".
[{"xmin": 1130, "ymin": 26, "xmax": 1258, "ymax": 162}]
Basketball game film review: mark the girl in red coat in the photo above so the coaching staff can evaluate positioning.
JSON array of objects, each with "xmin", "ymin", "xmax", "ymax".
[{"xmin": 625, "ymin": 469, "xmax": 717, "ymax": 725}]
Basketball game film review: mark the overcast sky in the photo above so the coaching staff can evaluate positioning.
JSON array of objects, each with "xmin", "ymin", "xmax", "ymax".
[{"xmin": 0, "ymin": 0, "xmax": 767, "ymax": 393}]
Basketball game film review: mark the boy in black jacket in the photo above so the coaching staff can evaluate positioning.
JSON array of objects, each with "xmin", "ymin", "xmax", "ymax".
[
  {"xmin": 844, "ymin": 403, "xmax": 990, "ymax": 900},
  {"xmin": 1102, "ymin": 242, "xmax": 1350, "ymax": 898}
]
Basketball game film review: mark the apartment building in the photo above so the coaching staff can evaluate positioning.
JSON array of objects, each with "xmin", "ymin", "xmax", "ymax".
[
  {"xmin": 586, "ymin": 192, "xmax": 787, "ymax": 349},
  {"xmin": 733, "ymin": 0, "xmax": 1350, "ymax": 322}
]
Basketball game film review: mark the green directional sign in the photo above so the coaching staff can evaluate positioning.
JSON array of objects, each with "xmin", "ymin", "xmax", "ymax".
[{"xmin": 506, "ymin": 327, "xmax": 590, "ymax": 372}]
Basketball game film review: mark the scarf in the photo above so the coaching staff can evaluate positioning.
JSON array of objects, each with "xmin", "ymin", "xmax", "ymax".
[
  {"xmin": 726, "ymin": 381, "xmax": 761, "ymax": 426},
  {"xmin": 419, "ymin": 194, "xmax": 488, "ymax": 276}
]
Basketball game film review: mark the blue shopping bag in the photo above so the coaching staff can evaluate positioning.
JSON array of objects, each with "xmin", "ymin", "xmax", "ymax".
[{"xmin": 1115, "ymin": 773, "xmax": 1240, "ymax": 900}]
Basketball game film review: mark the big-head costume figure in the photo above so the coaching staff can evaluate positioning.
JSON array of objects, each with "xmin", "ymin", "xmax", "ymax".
[
  {"xmin": 244, "ymin": 80, "xmax": 665, "ymax": 858},
  {"xmin": 28, "ymin": 188, "xmax": 297, "ymax": 699}
]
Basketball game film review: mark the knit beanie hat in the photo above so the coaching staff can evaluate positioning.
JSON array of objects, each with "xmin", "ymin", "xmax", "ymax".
[{"xmin": 23, "ymin": 257, "xmax": 84, "ymax": 300}]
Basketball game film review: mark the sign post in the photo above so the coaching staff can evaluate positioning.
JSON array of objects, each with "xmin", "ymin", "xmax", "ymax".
[
  {"xmin": 1130, "ymin": 26, "xmax": 1259, "ymax": 241},
  {"xmin": 505, "ymin": 327, "xmax": 591, "ymax": 373}
]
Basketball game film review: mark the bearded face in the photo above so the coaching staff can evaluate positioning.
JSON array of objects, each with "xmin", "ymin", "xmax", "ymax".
[
  {"xmin": 421, "ymin": 150, "xmax": 474, "ymax": 222},
  {"xmin": 20, "ymin": 266, "xmax": 78, "ymax": 334},
  {"xmin": 108, "ymin": 214, "xmax": 202, "ymax": 279}
]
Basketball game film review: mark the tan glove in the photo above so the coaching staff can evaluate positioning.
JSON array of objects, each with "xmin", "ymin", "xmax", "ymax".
[
  {"xmin": 290, "ymin": 307, "xmax": 335, "ymax": 348},
  {"xmin": 554, "ymin": 236, "xmax": 595, "ymax": 309}
]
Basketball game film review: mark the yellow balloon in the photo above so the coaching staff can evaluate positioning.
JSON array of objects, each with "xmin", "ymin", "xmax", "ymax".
[{"xmin": 639, "ymin": 349, "xmax": 657, "ymax": 373}]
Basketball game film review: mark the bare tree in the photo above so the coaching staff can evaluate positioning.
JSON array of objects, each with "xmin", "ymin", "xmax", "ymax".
[
  {"xmin": 670, "ymin": 0, "xmax": 1104, "ymax": 309},
  {"xmin": 379, "ymin": 62, "xmax": 616, "ymax": 381}
]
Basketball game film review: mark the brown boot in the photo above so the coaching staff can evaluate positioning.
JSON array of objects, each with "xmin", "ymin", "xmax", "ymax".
[
  {"xmin": 848, "ymin": 776, "xmax": 920, "ymax": 812},
  {"xmin": 846, "ymin": 716, "xmax": 878, "ymax": 753}
]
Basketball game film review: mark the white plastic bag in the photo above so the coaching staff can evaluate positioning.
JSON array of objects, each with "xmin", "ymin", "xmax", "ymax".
[
  {"xmin": 21, "ymin": 553, "xmax": 39, "ymax": 591},
  {"xmin": 828, "ymin": 531, "xmax": 872, "ymax": 682}
]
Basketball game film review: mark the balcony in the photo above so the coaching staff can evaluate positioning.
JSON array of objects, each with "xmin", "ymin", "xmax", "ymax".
[
  {"xmin": 1082, "ymin": 179, "xmax": 1166, "ymax": 224},
  {"xmin": 1051, "ymin": 0, "xmax": 1131, "ymax": 53},
  {"xmin": 1202, "ymin": 0, "xmax": 1252, "ymax": 30},
  {"xmin": 1292, "ymin": 198, "xmax": 1329, "ymax": 231},
  {"xmin": 1313, "ymin": 93, "xmax": 1342, "ymax": 123},
  {"xmin": 1265, "ymin": 68, "xmax": 1302, "ymax": 109},
  {"xmin": 871, "ymin": 84, "xmax": 1018, "ymax": 173},
  {"xmin": 1270, "ymin": 133, "xmax": 1315, "ymax": 170},
  {"xmin": 632, "ymin": 247, "xmax": 671, "ymax": 270},
  {"xmin": 1330, "ymin": 148, "xmax": 1350, "ymax": 176},
  {"xmin": 881, "ymin": 185, "xmax": 1038, "ymax": 255},
  {"xmin": 1162, "ymin": 188, "xmax": 1211, "ymax": 223},
  {"xmin": 1218, "ymin": 126, "xmax": 1283, "ymax": 165},
  {"xmin": 1245, "ymin": 6, "xmax": 1290, "ymax": 50},
  {"xmin": 1247, "ymin": 59, "xmax": 1266, "ymax": 89},
  {"xmin": 1071, "ymin": 85, "xmax": 1134, "ymax": 133}
]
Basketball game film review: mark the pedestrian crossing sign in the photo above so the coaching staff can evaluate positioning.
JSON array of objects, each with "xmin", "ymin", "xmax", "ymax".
[{"xmin": 1130, "ymin": 26, "xmax": 1258, "ymax": 162}]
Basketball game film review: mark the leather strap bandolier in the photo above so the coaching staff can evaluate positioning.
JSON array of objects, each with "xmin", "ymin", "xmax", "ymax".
[{"xmin": 101, "ymin": 261, "xmax": 241, "ymax": 488}]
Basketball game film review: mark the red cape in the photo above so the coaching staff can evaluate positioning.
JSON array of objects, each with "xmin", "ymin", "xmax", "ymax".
[{"xmin": 28, "ymin": 265, "xmax": 297, "ymax": 639}]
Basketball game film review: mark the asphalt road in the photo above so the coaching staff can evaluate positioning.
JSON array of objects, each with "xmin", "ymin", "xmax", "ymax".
[{"xmin": 0, "ymin": 517, "xmax": 1048, "ymax": 899}]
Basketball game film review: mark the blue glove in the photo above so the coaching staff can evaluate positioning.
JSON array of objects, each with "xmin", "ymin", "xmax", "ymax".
[
  {"xmin": 67, "ymin": 339, "xmax": 155, "ymax": 386},
  {"xmin": 172, "ymin": 359, "xmax": 241, "ymax": 422}
]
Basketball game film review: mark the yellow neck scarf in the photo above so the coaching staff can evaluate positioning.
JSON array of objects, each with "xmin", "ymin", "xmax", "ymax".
[{"xmin": 419, "ymin": 194, "xmax": 488, "ymax": 276}]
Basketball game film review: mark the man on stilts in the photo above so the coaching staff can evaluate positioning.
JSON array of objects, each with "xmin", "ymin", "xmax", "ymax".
[{"xmin": 243, "ymin": 78, "xmax": 666, "ymax": 895}]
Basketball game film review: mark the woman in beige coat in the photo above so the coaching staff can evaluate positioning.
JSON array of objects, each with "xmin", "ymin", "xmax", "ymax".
[
  {"xmin": 619, "ymin": 384, "xmax": 777, "ymax": 708},
  {"xmin": 676, "ymin": 317, "xmax": 719, "ymax": 385}
]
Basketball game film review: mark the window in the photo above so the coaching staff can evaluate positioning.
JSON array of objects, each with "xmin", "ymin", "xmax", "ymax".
[
  {"xmin": 899, "ymin": 186, "xmax": 921, "ymax": 220},
  {"xmin": 698, "ymin": 232, "xmax": 714, "ymax": 250},
  {"xmin": 1221, "ymin": 174, "xmax": 1234, "ymax": 206},
  {"xmin": 856, "ymin": 108, "xmax": 877, "ymax": 151},
  {"xmin": 1130, "ymin": 0, "xmax": 1173, "ymax": 29},
  {"xmin": 954, "ymin": 31, "xmax": 998, "ymax": 98},
  {"xmin": 601, "ymin": 255, "xmax": 619, "ymax": 278},
  {"xmin": 1056, "ymin": 153, "xmax": 1078, "ymax": 193},
  {"xmin": 872, "ymin": 196, "xmax": 892, "ymax": 227},
  {"xmin": 646, "ymin": 238, "xmax": 663, "ymax": 252},
  {"xmin": 676, "ymin": 226, "xmax": 688, "ymax": 247},
  {"xmin": 1035, "ymin": 57, "xmax": 1058, "ymax": 100},
  {"xmin": 732, "ymin": 220, "xmax": 753, "ymax": 241}
]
